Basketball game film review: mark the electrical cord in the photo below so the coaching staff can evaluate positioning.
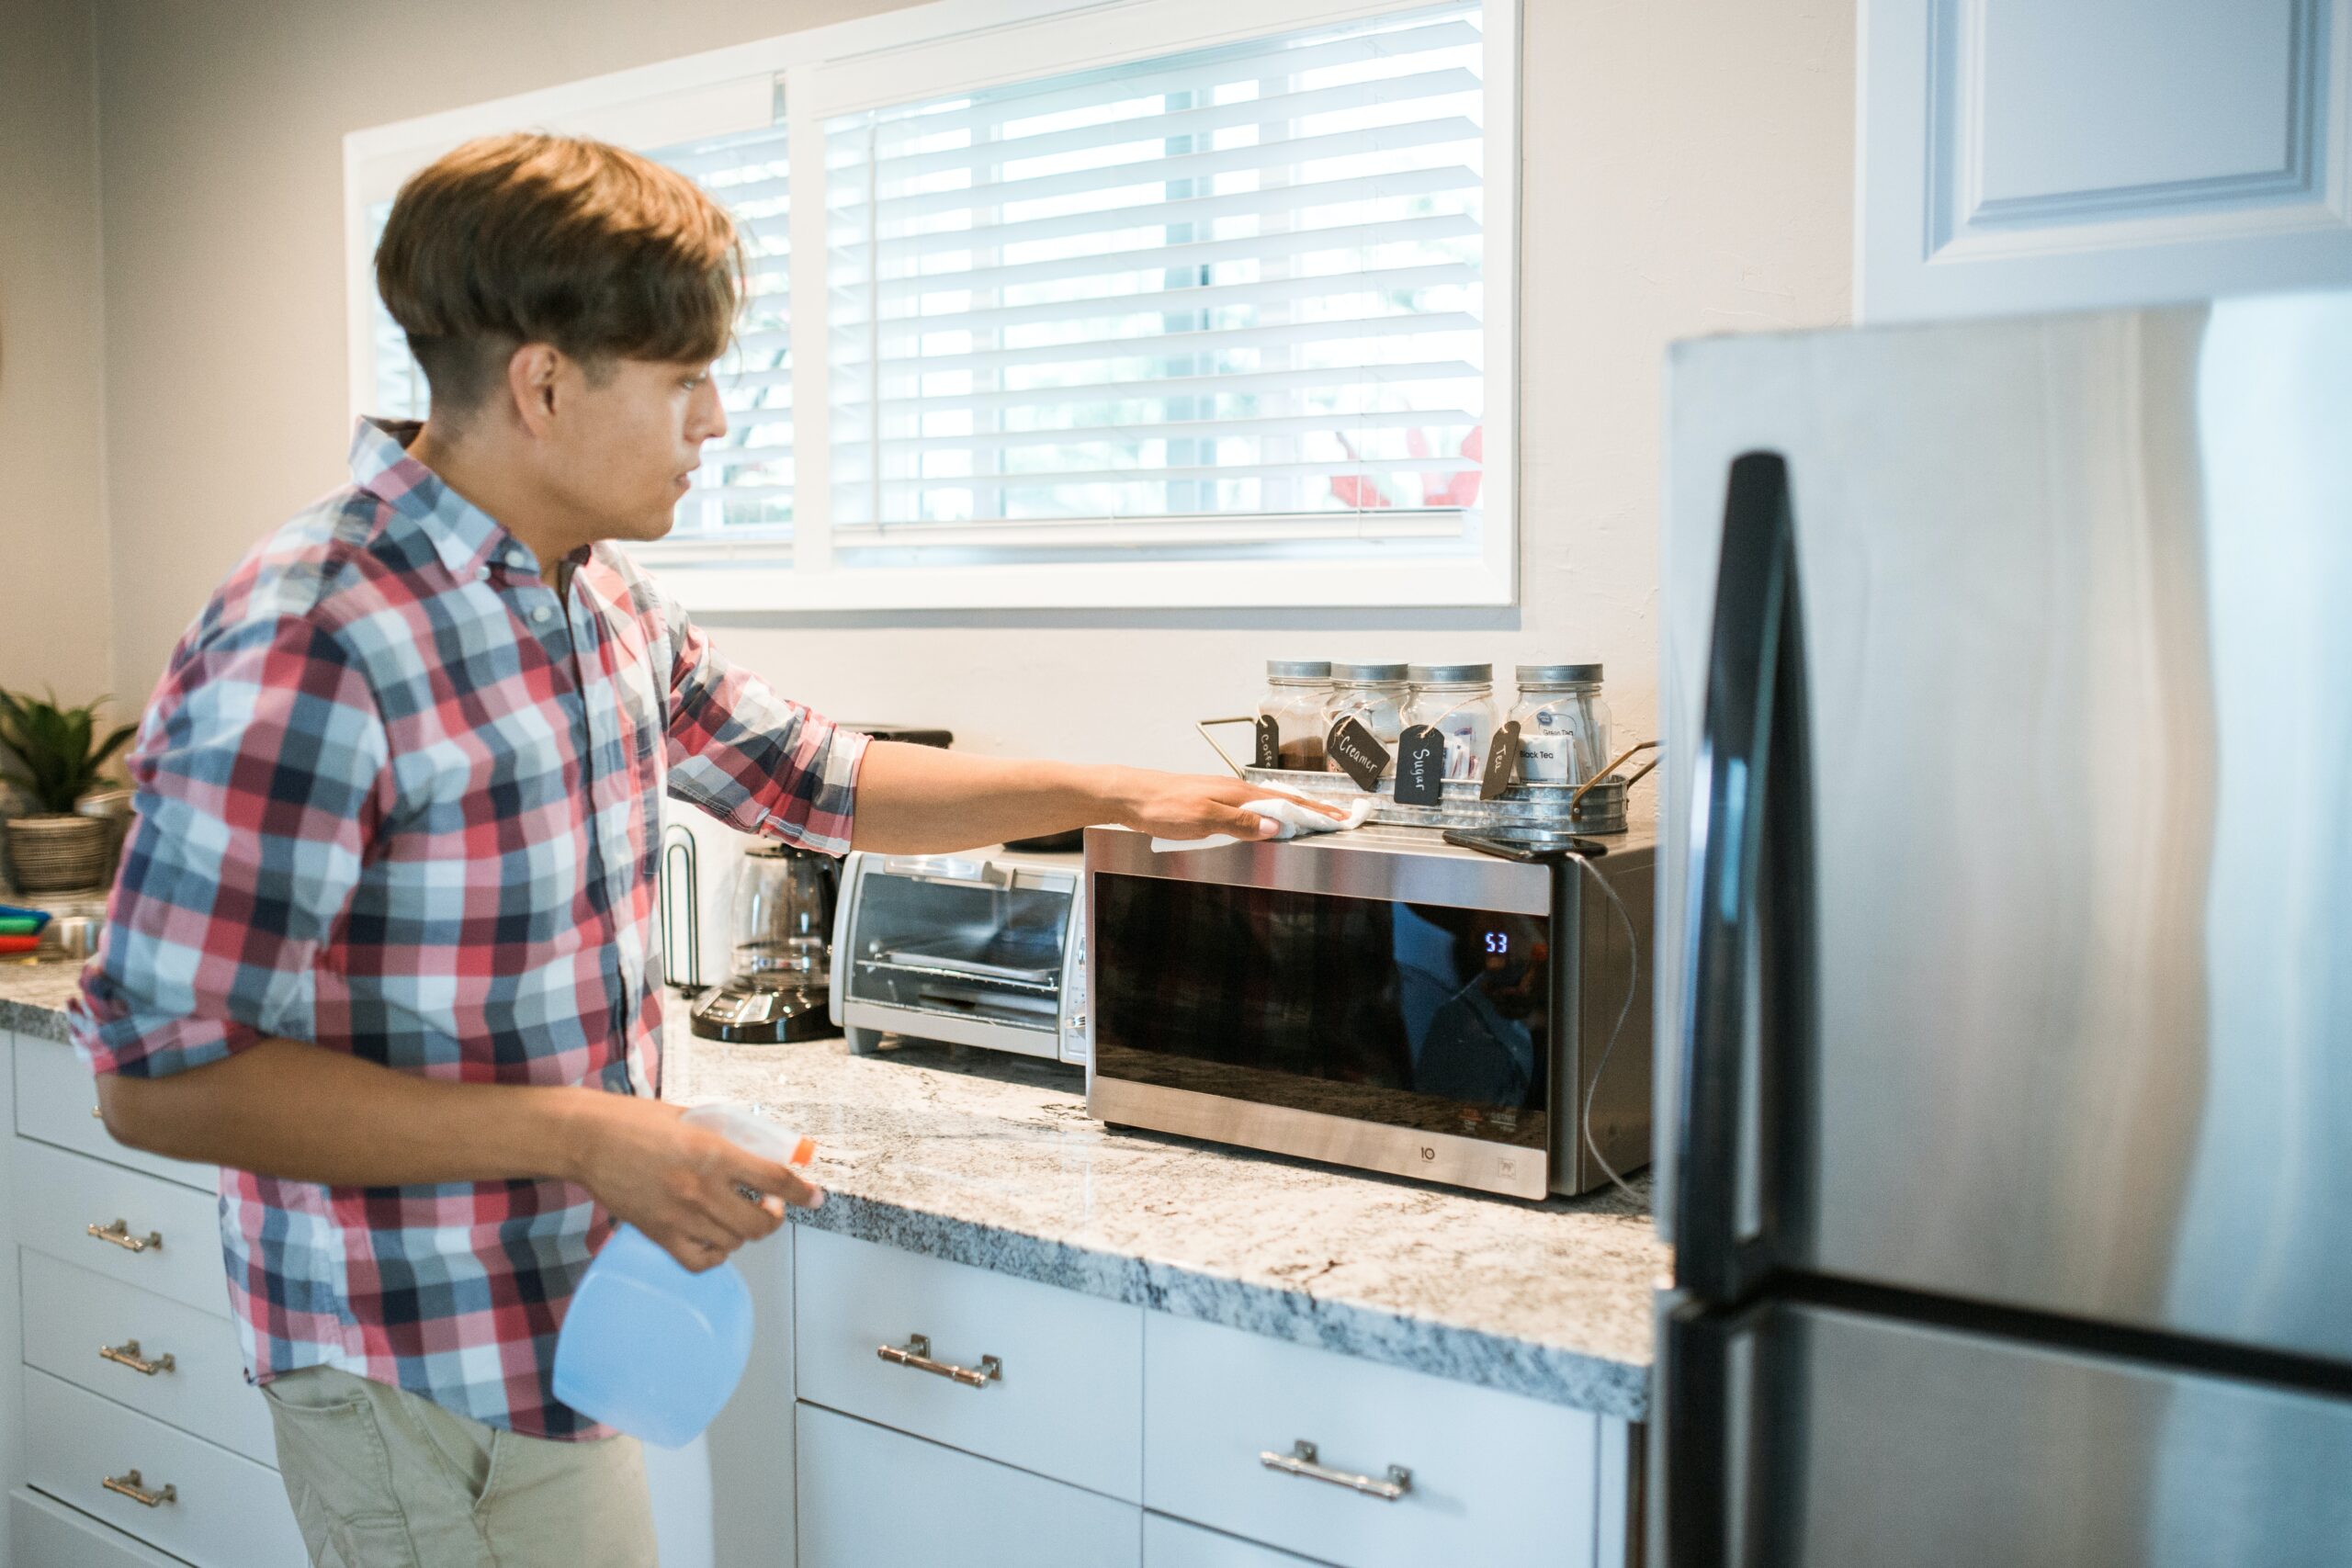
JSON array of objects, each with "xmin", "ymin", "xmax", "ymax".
[{"xmin": 1574, "ymin": 850, "xmax": 1645, "ymax": 1203}]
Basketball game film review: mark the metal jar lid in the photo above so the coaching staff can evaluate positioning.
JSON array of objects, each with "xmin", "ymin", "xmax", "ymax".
[
  {"xmin": 1331, "ymin": 661, "xmax": 1411, "ymax": 683},
  {"xmin": 1266, "ymin": 660, "xmax": 1332, "ymax": 680},
  {"xmin": 1407, "ymin": 662, "xmax": 1492, "ymax": 684},
  {"xmin": 1515, "ymin": 662, "xmax": 1603, "ymax": 686}
]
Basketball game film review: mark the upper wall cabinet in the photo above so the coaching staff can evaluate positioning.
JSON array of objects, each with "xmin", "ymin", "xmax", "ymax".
[{"xmin": 1860, "ymin": 0, "xmax": 2352, "ymax": 320}]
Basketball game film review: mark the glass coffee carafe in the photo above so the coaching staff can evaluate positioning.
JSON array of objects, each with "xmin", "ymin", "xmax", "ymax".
[{"xmin": 691, "ymin": 842, "xmax": 837, "ymax": 1043}]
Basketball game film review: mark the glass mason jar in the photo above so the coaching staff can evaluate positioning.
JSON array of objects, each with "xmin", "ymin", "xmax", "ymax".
[
  {"xmin": 1402, "ymin": 663, "xmax": 1498, "ymax": 782},
  {"xmin": 1322, "ymin": 661, "xmax": 1412, "ymax": 778},
  {"xmin": 1256, "ymin": 660, "xmax": 1334, "ymax": 771},
  {"xmin": 1510, "ymin": 664, "xmax": 1612, "ymax": 785}
]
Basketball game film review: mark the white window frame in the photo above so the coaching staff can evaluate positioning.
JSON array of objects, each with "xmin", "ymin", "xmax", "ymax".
[{"xmin": 344, "ymin": 0, "xmax": 1521, "ymax": 611}]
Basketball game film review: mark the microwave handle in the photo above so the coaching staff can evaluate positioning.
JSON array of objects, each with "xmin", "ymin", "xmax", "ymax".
[{"xmin": 881, "ymin": 855, "xmax": 1010, "ymax": 890}]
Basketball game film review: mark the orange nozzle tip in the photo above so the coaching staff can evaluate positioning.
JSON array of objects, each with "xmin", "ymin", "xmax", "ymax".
[{"xmin": 790, "ymin": 1136, "xmax": 817, "ymax": 1167}]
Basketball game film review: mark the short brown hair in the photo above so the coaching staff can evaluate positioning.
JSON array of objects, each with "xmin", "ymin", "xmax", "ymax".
[{"xmin": 376, "ymin": 131, "xmax": 742, "ymax": 416}]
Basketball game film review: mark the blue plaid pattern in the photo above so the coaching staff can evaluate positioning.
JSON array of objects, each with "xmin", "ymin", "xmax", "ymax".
[{"xmin": 70, "ymin": 417, "xmax": 865, "ymax": 1437}]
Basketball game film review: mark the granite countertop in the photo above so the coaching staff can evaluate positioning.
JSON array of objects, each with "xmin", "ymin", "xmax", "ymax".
[{"xmin": 0, "ymin": 962, "xmax": 1667, "ymax": 1421}]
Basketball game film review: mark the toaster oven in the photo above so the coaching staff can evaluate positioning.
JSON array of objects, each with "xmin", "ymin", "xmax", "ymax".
[
  {"xmin": 1085, "ymin": 824, "xmax": 1653, "ymax": 1199},
  {"xmin": 830, "ymin": 847, "xmax": 1088, "ymax": 1065}
]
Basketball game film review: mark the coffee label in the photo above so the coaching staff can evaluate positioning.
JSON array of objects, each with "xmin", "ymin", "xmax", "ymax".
[
  {"xmin": 1252, "ymin": 716, "xmax": 1281, "ymax": 770},
  {"xmin": 1326, "ymin": 716, "xmax": 1392, "ymax": 791},
  {"xmin": 1479, "ymin": 720, "xmax": 1522, "ymax": 800},
  {"xmin": 1394, "ymin": 726, "xmax": 1447, "ymax": 805}
]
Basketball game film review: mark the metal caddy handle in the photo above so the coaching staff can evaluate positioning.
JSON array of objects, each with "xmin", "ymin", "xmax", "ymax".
[
  {"xmin": 1259, "ymin": 1438, "xmax": 1413, "ymax": 1501},
  {"xmin": 877, "ymin": 1333, "xmax": 1002, "ymax": 1389}
]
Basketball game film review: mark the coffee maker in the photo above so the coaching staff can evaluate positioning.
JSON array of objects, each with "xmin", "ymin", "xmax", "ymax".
[
  {"xmin": 687, "ymin": 840, "xmax": 836, "ymax": 1043},
  {"xmin": 658, "ymin": 724, "xmax": 951, "ymax": 1043}
]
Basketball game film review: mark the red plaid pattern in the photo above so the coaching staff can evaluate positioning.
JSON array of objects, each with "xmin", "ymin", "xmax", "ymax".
[{"xmin": 69, "ymin": 418, "xmax": 865, "ymax": 1437}]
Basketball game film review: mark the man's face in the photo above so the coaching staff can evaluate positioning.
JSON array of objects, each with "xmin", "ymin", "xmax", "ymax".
[{"xmin": 538, "ymin": 355, "xmax": 728, "ymax": 545}]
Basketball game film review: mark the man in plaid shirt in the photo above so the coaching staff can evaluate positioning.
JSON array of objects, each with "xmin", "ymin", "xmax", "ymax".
[{"xmin": 71, "ymin": 131, "xmax": 1318, "ymax": 1568}]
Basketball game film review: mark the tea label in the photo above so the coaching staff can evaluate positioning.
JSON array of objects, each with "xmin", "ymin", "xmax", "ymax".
[{"xmin": 1479, "ymin": 720, "xmax": 1522, "ymax": 800}]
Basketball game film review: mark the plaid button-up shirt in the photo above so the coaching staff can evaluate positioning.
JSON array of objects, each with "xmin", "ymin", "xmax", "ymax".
[{"xmin": 69, "ymin": 417, "xmax": 865, "ymax": 1438}]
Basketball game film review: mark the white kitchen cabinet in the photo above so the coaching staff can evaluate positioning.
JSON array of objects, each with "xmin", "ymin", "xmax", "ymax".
[
  {"xmin": 15, "ymin": 1140, "xmax": 228, "ymax": 1319},
  {"xmin": 1859, "ymin": 0, "xmax": 2352, "ymax": 320},
  {"xmin": 20, "ymin": 1251, "xmax": 274, "ymax": 1467},
  {"xmin": 1144, "ymin": 1514, "xmax": 1337, "ymax": 1567},
  {"xmin": 1, "ymin": 1034, "xmax": 22, "ymax": 1568},
  {"xmin": 795, "ymin": 1224, "xmax": 1144, "ymax": 1501},
  {"xmin": 696, "ymin": 1218, "xmax": 797, "ymax": 1568},
  {"xmin": 22, "ymin": 1370, "xmax": 306, "ymax": 1568},
  {"xmin": 15, "ymin": 1032, "xmax": 212, "ymax": 1191},
  {"xmin": 1143, "ymin": 1313, "xmax": 1602, "ymax": 1568},
  {"xmin": 796, "ymin": 1402, "xmax": 1142, "ymax": 1568},
  {"xmin": 11, "ymin": 1487, "xmax": 189, "ymax": 1568}
]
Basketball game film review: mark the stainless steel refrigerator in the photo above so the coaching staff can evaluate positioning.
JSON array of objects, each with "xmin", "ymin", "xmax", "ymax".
[{"xmin": 1652, "ymin": 289, "xmax": 2352, "ymax": 1567}]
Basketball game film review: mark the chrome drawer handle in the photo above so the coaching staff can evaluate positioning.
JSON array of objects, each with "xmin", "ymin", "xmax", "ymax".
[
  {"xmin": 99, "ymin": 1338, "xmax": 175, "ymax": 1377},
  {"xmin": 1260, "ymin": 1439, "xmax": 1412, "ymax": 1501},
  {"xmin": 88, "ymin": 1218, "xmax": 164, "ymax": 1253},
  {"xmin": 102, "ymin": 1469, "xmax": 177, "ymax": 1508},
  {"xmin": 876, "ymin": 1333, "xmax": 1001, "ymax": 1388}
]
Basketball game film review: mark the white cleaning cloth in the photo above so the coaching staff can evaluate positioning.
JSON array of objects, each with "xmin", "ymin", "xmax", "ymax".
[{"xmin": 1151, "ymin": 795, "xmax": 1373, "ymax": 854}]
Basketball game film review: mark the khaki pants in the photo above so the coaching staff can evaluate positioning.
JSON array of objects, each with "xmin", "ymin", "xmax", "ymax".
[{"xmin": 262, "ymin": 1366, "xmax": 659, "ymax": 1568}]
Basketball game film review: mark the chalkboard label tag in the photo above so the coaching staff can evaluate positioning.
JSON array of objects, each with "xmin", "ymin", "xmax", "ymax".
[
  {"xmin": 1394, "ymin": 726, "xmax": 1447, "ymax": 805},
  {"xmin": 1253, "ymin": 716, "xmax": 1281, "ymax": 770},
  {"xmin": 1327, "ymin": 716, "xmax": 1392, "ymax": 791},
  {"xmin": 1479, "ymin": 720, "xmax": 1522, "ymax": 800}
]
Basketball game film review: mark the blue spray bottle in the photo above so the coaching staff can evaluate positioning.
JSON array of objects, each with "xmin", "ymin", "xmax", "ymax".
[{"xmin": 552, "ymin": 1102, "xmax": 814, "ymax": 1446}]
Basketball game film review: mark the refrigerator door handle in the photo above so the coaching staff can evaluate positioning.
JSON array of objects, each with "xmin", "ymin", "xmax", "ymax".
[
  {"xmin": 1661, "ymin": 1297, "xmax": 1762, "ymax": 1568},
  {"xmin": 1675, "ymin": 450, "xmax": 1812, "ymax": 1303}
]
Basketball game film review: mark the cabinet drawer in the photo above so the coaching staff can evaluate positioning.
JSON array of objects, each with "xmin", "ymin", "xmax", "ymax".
[
  {"xmin": 15, "ymin": 1140, "xmax": 230, "ymax": 1319},
  {"xmin": 13, "ymin": 1485, "xmax": 194, "ymax": 1568},
  {"xmin": 16, "ymin": 1037, "xmax": 218, "ymax": 1192},
  {"xmin": 1146, "ymin": 1514, "xmax": 1336, "ymax": 1567},
  {"xmin": 796, "ymin": 1226, "xmax": 1142, "ymax": 1500},
  {"xmin": 797, "ymin": 1403, "xmax": 1139, "ymax": 1568},
  {"xmin": 23, "ymin": 1369, "xmax": 307, "ymax": 1568},
  {"xmin": 22, "ymin": 1249, "xmax": 275, "ymax": 1467},
  {"xmin": 1143, "ymin": 1314, "xmax": 1600, "ymax": 1568}
]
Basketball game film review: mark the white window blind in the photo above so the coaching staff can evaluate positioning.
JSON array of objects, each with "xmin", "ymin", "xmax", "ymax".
[
  {"xmin": 366, "ymin": 105, "xmax": 797, "ymax": 538},
  {"xmin": 822, "ymin": 3, "xmax": 1487, "ymax": 558},
  {"xmin": 348, "ymin": 0, "xmax": 1518, "ymax": 608}
]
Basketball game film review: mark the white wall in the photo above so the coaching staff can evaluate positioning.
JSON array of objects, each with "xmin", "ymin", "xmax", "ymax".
[
  {"xmin": 0, "ymin": 0, "xmax": 113, "ymax": 707},
  {"xmin": 83, "ymin": 0, "xmax": 1853, "ymax": 795}
]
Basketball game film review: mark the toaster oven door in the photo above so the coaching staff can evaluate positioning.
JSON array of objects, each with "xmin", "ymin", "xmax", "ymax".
[
  {"xmin": 1086, "ymin": 830, "xmax": 1555, "ymax": 1197},
  {"xmin": 841, "ymin": 855, "xmax": 1075, "ymax": 1047}
]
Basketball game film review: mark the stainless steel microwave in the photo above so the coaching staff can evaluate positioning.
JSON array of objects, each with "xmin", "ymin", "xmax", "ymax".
[{"xmin": 1084, "ymin": 824, "xmax": 1653, "ymax": 1200}]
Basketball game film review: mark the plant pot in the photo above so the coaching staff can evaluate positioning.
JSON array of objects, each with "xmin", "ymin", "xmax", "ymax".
[{"xmin": 6, "ymin": 812, "xmax": 113, "ymax": 894}]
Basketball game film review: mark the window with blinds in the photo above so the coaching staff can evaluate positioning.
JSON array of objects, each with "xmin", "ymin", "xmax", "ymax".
[
  {"xmin": 822, "ymin": 3, "xmax": 1486, "ymax": 558},
  {"xmin": 348, "ymin": 0, "xmax": 1515, "ymax": 607},
  {"xmin": 366, "ymin": 109, "xmax": 796, "ymax": 539}
]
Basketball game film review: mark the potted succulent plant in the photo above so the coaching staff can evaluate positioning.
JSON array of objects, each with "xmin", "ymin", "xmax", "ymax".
[{"xmin": 0, "ymin": 688, "xmax": 138, "ymax": 894}]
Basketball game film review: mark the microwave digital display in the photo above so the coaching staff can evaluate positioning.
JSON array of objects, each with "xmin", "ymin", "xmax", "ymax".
[{"xmin": 1091, "ymin": 874, "xmax": 1552, "ymax": 1149}]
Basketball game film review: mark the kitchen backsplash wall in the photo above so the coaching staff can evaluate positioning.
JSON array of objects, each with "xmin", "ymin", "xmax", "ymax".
[
  {"xmin": 23, "ymin": 0, "xmax": 1853, "ymax": 795},
  {"xmin": 0, "ymin": 0, "xmax": 114, "ymax": 705}
]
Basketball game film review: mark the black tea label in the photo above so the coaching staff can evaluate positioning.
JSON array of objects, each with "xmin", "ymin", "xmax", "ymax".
[
  {"xmin": 1252, "ymin": 716, "xmax": 1281, "ymax": 770},
  {"xmin": 1326, "ymin": 716, "xmax": 1392, "ymax": 791},
  {"xmin": 1479, "ymin": 720, "xmax": 1522, "ymax": 800},
  {"xmin": 1394, "ymin": 725, "xmax": 1447, "ymax": 805}
]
